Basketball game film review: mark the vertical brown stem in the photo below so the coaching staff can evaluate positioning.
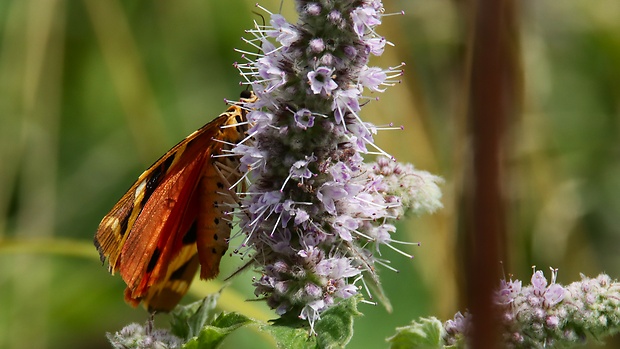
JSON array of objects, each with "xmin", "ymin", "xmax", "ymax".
[{"xmin": 464, "ymin": 0, "xmax": 519, "ymax": 347}]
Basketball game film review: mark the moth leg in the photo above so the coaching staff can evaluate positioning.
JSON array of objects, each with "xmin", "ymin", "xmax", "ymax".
[{"xmin": 213, "ymin": 159, "xmax": 248, "ymax": 201}]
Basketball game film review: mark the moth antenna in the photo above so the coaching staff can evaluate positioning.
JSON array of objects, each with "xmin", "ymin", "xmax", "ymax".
[
  {"xmin": 224, "ymin": 257, "xmax": 256, "ymax": 281},
  {"xmin": 251, "ymin": 11, "xmax": 265, "ymax": 27},
  {"xmin": 214, "ymin": 159, "xmax": 251, "ymax": 192},
  {"xmin": 213, "ymin": 160, "xmax": 245, "ymax": 204}
]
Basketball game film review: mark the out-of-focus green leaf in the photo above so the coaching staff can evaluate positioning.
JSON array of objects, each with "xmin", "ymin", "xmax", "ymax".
[
  {"xmin": 182, "ymin": 312, "xmax": 254, "ymax": 349},
  {"xmin": 387, "ymin": 317, "xmax": 444, "ymax": 349},
  {"xmin": 171, "ymin": 293, "xmax": 221, "ymax": 340}
]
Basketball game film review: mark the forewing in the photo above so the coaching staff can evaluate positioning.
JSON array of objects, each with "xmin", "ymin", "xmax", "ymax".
[
  {"xmin": 94, "ymin": 92, "xmax": 257, "ymax": 310},
  {"xmin": 94, "ymin": 123, "xmax": 208, "ymax": 273},
  {"xmin": 119, "ymin": 149, "xmax": 208, "ymax": 304},
  {"xmin": 94, "ymin": 118, "xmax": 223, "ymax": 306}
]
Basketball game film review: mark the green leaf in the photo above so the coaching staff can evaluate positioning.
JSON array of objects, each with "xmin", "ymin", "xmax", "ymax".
[
  {"xmin": 169, "ymin": 292, "xmax": 255, "ymax": 348},
  {"xmin": 261, "ymin": 318, "xmax": 313, "ymax": 349},
  {"xmin": 387, "ymin": 317, "xmax": 444, "ymax": 349},
  {"xmin": 182, "ymin": 312, "xmax": 254, "ymax": 349},
  {"xmin": 314, "ymin": 296, "xmax": 361, "ymax": 348},
  {"xmin": 262, "ymin": 295, "xmax": 362, "ymax": 349},
  {"xmin": 170, "ymin": 293, "xmax": 221, "ymax": 339}
]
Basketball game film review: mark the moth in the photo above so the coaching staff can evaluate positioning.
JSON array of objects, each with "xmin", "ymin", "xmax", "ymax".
[{"xmin": 94, "ymin": 90, "xmax": 256, "ymax": 312}]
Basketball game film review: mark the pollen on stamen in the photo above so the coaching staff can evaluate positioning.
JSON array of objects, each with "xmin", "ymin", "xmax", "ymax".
[
  {"xmin": 382, "ymin": 10, "xmax": 405, "ymax": 17},
  {"xmin": 357, "ymin": 277, "xmax": 379, "ymax": 304},
  {"xmin": 382, "ymin": 241, "xmax": 414, "ymax": 259},
  {"xmin": 373, "ymin": 123, "xmax": 404, "ymax": 132},
  {"xmin": 254, "ymin": 3, "xmax": 274, "ymax": 16},
  {"xmin": 351, "ymin": 229, "xmax": 373, "ymax": 241},
  {"xmin": 234, "ymin": 47, "xmax": 264, "ymax": 57},
  {"xmin": 363, "ymin": 142, "xmax": 395, "ymax": 160},
  {"xmin": 239, "ymin": 35, "xmax": 269, "ymax": 52}
]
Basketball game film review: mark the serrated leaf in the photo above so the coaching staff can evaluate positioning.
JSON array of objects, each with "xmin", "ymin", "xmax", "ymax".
[
  {"xmin": 261, "ymin": 320, "xmax": 314, "ymax": 349},
  {"xmin": 182, "ymin": 312, "xmax": 254, "ymax": 349},
  {"xmin": 314, "ymin": 296, "xmax": 361, "ymax": 348},
  {"xmin": 211, "ymin": 312, "xmax": 254, "ymax": 329},
  {"xmin": 170, "ymin": 293, "xmax": 221, "ymax": 339},
  {"xmin": 387, "ymin": 317, "xmax": 444, "ymax": 349},
  {"xmin": 262, "ymin": 296, "xmax": 362, "ymax": 349}
]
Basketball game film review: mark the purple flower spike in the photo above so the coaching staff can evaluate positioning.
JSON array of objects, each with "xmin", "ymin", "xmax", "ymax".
[
  {"xmin": 444, "ymin": 269, "xmax": 620, "ymax": 348},
  {"xmin": 231, "ymin": 0, "xmax": 442, "ymax": 332}
]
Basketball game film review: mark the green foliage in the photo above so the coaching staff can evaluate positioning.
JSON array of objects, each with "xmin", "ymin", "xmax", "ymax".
[
  {"xmin": 165, "ymin": 295, "xmax": 361, "ymax": 349},
  {"xmin": 263, "ymin": 296, "xmax": 362, "ymax": 349},
  {"xmin": 169, "ymin": 293, "xmax": 254, "ymax": 349},
  {"xmin": 170, "ymin": 293, "xmax": 224, "ymax": 340},
  {"xmin": 387, "ymin": 317, "xmax": 445, "ymax": 349},
  {"xmin": 181, "ymin": 312, "xmax": 254, "ymax": 349},
  {"xmin": 313, "ymin": 296, "xmax": 361, "ymax": 348}
]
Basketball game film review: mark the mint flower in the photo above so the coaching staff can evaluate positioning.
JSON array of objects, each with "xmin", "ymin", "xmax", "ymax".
[
  {"xmin": 443, "ymin": 269, "xmax": 620, "ymax": 348},
  {"xmin": 308, "ymin": 67, "xmax": 338, "ymax": 95},
  {"xmin": 232, "ymin": 0, "xmax": 442, "ymax": 332},
  {"xmin": 106, "ymin": 322, "xmax": 181, "ymax": 349}
]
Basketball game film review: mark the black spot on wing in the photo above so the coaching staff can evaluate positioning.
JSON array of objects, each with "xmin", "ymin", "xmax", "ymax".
[
  {"xmin": 182, "ymin": 221, "xmax": 198, "ymax": 245},
  {"xmin": 147, "ymin": 248, "xmax": 161, "ymax": 273},
  {"xmin": 142, "ymin": 155, "xmax": 175, "ymax": 206},
  {"xmin": 169, "ymin": 257, "xmax": 194, "ymax": 281},
  {"xmin": 118, "ymin": 212, "xmax": 130, "ymax": 237}
]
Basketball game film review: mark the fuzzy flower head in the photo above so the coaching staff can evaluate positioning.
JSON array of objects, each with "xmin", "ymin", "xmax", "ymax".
[
  {"xmin": 443, "ymin": 269, "xmax": 620, "ymax": 348},
  {"xmin": 106, "ymin": 322, "xmax": 181, "ymax": 349},
  {"xmin": 231, "ymin": 0, "xmax": 433, "ymax": 332}
]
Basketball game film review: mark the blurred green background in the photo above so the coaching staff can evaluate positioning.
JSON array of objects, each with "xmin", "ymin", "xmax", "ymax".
[{"xmin": 1, "ymin": 0, "xmax": 619, "ymax": 348}]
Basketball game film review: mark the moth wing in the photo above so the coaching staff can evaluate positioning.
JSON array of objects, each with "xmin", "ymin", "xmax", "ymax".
[
  {"xmin": 119, "ymin": 149, "xmax": 208, "ymax": 305},
  {"xmin": 94, "ymin": 122, "xmax": 214, "ymax": 273},
  {"xmin": 136, "ymin": 112, "xmax": 248, "ymax": 308},
  {"xmin": 95, "ymin": 118, "xmax": 225, "ymax": 308},
  {"xmin": 140, "ymin": 246, "xmax": 201, "ymax": 312},
  {"xmin": 94, "ymin": 93, "xmax": 256, "ymax": 310}
]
